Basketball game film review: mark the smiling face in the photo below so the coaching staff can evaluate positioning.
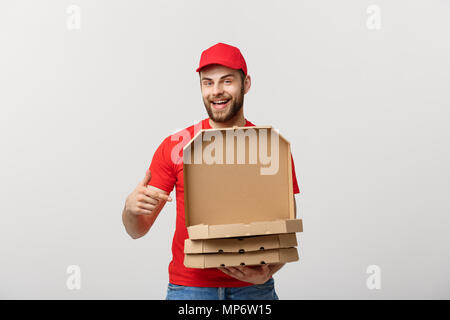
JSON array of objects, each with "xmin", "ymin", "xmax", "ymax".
[{"xmin": 199, "ymin": 64, "xmax": 250, "ymax": 123}]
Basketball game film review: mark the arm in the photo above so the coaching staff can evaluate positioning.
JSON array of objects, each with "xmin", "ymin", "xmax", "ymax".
[
  {"xmin": 122, "ymin": 170, "xmax": 172, "ymax": 239},
  {"xmin": 122, "ymin": 186, "xmax": 170, "ymax": 239}
]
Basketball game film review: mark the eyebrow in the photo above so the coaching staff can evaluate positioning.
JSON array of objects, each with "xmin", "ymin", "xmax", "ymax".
[{"xmin": 201, "ymin": 74, "xmax": 235, "ymax": 81}]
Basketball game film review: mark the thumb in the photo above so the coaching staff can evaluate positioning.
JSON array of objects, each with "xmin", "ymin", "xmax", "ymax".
[
  {"xmin": 261, "ymin": 264, "xmax": 270, "ymax": 272},
  {"xmin": 140, "ymin": 169, "xmax": 152, "ymax": 187}
]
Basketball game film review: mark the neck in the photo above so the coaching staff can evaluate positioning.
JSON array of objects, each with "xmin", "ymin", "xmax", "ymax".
[{"xmin": 208, "ymin": 108, "xmax": 246, "ymax": 129}]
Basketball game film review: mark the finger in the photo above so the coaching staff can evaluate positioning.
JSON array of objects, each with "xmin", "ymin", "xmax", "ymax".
[
  {"xmin": 224, "ymin": 266, "xmax": 245, "ymax": 278},
  {"xmin": 143, "ymin": 188, "xmax": 172, "ymax": 202},
  {"xmin": 235, "ymin": 265, "xmax": 249, "ymax": 275},
  {"xmin": 141, "ymin": 191, "xmax": 160, "ymax": 205},
  {"xmin": 242, "ymin": 265, "xmax": 267, "ymax": 276},
  {"xmin": 136, "ymin": 202, "xmax": 156, "ymax": 211},
  {"xmin": 140, "ymin": 169, "xmax": 152, "ymax": 187},
  {"xmin": 218, "ymin": 267, "xmax": 241, "ymax": 280},
  {"xmin": 251, "ymin": 264, "xmax": 269, "ymax": 274},
  {"xmin": 268, "ymin": 263, "xmax": 284, "ymax": 272},
  {"xmin": 133, "ymin": 208, "xmax": 152, "ymax": 215},
  {"xmin": 261, "ymin": 264, "xmax": 270, "ymax": 274},
  {"xmin": 147, "ymin": 189, "xmax": 172, "ymax": 202},
  {"xmin": 218, "ymin": 267, "xmax": 232, "ymax": 276}
]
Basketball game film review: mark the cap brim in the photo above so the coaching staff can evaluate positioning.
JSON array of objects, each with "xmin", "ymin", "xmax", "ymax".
[{"xmin": 196, "ymin": 61, "xmax": 242, "ymax": 73}]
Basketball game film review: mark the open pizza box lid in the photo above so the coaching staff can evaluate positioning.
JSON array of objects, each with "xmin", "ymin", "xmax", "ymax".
[
  {"xmin": 182, "ymin": 126, "xmax": 302, "ymax": 240},
  {"xmin": 184, "ymin": 233, "xmax": 298, "ymax": 254},
  {"xmin": 184, "ymin": 247, "xmax": 299, "ymax": 269}
]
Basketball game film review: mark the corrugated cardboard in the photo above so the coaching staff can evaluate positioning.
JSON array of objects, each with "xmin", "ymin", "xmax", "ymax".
[
  {"xmin": 184, "ymin": 248, "xmax": 299, "ymax": 269},
  {"xmin": 187, "ymin": 219, "xmax": 302, "ymax": 240},
  {"xmin": 183, "ymin": 126, "xmax": 302, "ymax": 240},
  {"xmin": 184, "ymin": 233, "xmax": 298, "ymax": 254}
]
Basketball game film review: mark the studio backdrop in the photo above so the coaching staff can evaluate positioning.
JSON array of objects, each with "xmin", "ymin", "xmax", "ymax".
[{"xmin": 0, "ymin": 0, "xmax": 449, "ymax": 299}]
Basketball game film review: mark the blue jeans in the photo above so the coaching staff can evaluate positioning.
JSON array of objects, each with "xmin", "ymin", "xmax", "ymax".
[{"xmin": 165, "ymin": 277, "xmax": 279, "ymax": 300}]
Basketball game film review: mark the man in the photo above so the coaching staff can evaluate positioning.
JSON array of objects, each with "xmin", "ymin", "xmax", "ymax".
[{"xmin": 122, "ymin": 42, "xmax": 300, "ymax": 300}]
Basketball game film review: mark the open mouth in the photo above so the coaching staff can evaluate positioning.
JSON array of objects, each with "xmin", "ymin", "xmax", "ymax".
[{"xmin": 211, "ymin": 99, "xmax": 230, "ymax": 110}]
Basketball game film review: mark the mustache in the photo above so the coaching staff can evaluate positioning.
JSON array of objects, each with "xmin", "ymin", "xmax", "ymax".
[{"xmin": 209, "ymin": 97, "xmax": 231, "ymax": 101}]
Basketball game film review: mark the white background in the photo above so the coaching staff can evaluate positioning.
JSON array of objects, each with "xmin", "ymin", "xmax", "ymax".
[{"xmin": 0, "ymin": 0, "xmax": 449, "ymax": 299}]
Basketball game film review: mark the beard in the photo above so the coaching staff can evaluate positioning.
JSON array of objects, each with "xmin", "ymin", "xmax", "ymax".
[{"xmin": 203, "ymin": 86, "xmax": 244, "ymax": 123}]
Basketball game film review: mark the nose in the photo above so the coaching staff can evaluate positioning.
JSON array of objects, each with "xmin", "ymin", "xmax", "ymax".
[{"xmin": 212, "ymin": 82, "xmax": 224, "ymax": 97}]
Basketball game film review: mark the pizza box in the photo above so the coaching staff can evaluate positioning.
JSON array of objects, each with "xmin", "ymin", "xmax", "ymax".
[
  {"xmin": 183, "ymin": 126, "xmax": 302, "ymax": 240},
  {"xmin": 184, "ymin": 233, "xmax": 298, "ymax": 254},
  {"xmin": 184, "ymin": 247, "xmax": 299, "ymax": 269}
]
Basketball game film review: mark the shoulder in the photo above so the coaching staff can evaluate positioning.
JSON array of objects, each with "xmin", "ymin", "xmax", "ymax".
[
  {"xmin": 164, "ymin": 122, "xmax": 199, "ymax": 146},
  {"xmin": 245, "ymin": 119, "xmax": 256, "ymax": 127},
  {"xmin": 156, "ymin": 120, "xmax": 202, "ymax": 159}
]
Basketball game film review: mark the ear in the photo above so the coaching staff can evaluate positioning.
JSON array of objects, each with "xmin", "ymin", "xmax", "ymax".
[{"xmin": 243, "ymin": 74, "xmax": 251, "ymax": 94}]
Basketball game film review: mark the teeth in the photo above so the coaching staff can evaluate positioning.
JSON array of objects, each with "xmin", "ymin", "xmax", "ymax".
[{"xmin": 213, "ymin": 100, "xmax": 227, "ymax": 104}]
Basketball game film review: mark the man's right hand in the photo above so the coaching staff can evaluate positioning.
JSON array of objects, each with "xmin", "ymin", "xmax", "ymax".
[{"xmin": 124, "ymin": 169, "xmax": 172, "ymax": 217}]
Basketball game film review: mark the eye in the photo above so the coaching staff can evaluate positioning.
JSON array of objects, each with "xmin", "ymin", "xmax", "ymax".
[{"xmin": 224, "ymin": 79, "xmax": 232, "ymax": 84}]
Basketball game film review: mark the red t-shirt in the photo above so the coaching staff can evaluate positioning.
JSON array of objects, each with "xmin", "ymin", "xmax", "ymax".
[{"xmin": 148, "ymin": 118, "xmax": 300, "ymax": 287}]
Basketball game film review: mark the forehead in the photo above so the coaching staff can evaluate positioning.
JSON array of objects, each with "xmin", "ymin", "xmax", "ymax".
[{"xmin": 200, "ymin": 64, "xmax": 239, "ymax": 79}]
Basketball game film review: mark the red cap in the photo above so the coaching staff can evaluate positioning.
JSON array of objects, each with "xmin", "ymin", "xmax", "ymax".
[{"xmin": 196, "ymin": 42, "xmax": 247, "ymax": 76}]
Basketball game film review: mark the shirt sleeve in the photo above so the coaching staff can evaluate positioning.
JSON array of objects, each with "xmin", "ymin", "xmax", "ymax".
[
  {"xmin": 147, "ymin": 136, "xmax": 177, "ymax": 193},
  {"xmin": 291, "ymin": 154, "xmax": 300, "ymax": 194}
]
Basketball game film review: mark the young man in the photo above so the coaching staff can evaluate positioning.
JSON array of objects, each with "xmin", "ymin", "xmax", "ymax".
[{"xmin": 122, "ymin": 42, "xmax": 301, "ymax": 300}]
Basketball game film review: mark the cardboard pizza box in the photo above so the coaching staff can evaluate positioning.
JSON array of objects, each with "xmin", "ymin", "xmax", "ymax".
[
  {"xmin": 184, "ymin": 233, "xmax": 298, "ymax": 254},
  {"xmin": 183, "ymin": 126, "xmax": 303, "ymax": 240},
  {"xmin": 184, "ymin": 247, "xmax": 299, "ymax": 269}
]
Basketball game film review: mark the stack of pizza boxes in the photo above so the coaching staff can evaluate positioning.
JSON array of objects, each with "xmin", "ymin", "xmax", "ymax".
[{"xmin": 182, "ymin": 125, "xmax": 303, "ymax": 269}]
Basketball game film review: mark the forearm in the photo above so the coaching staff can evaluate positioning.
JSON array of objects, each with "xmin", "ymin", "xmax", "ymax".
[
  {"xmin": 122, "ymin": 199, "xmax": 166, "ymax": 239},
  {"xmin": 122, "ymin": 205, "xmax": 151, "ymax": 239}
]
